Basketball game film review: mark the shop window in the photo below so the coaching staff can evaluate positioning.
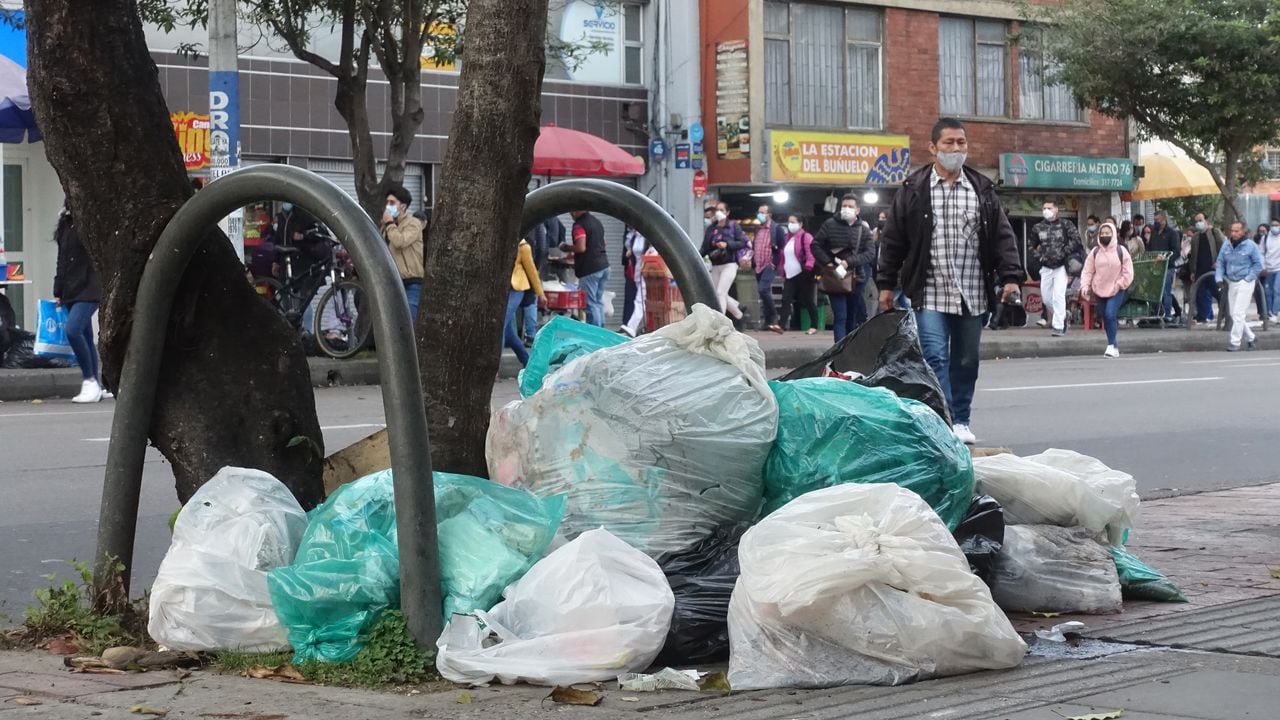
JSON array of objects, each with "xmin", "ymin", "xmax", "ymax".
[
  {"xmin": 1018, "ymin": 28, "xmax": 1082, "ymax": 122},
  {"xmin": 939, "ymin": 17, "xmax": 1007, "ymax": 118},
  {"xmin": 763, "ymin": 1, "xmax": 884, "ymax": 131}
]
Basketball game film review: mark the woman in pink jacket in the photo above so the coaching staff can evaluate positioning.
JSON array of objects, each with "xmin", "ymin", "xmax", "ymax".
[
  {"xmin": 1081, "ymin": 221, "xmax": 1135, "ymax": 358},
  {"xmin": 778, "ymin": 213, "xmax": 819, "ymax": 334}
]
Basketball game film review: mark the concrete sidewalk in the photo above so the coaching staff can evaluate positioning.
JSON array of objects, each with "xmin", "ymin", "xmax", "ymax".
[
  {"xmin": 4, "ymin": 322, "xmax": 1277, "ymax": 402},
  {"xmin": 3, "ymin": 483, "xmax": 1277, "ymax": 719}
]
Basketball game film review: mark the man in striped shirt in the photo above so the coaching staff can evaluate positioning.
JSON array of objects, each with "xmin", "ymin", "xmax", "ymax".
[{"xmin": 876, "ymin": 118, "xmax": 1023, "ymax": 445}]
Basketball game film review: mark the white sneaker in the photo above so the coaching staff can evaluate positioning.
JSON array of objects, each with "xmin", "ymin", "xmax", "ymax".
[
  {"xmin": 1035, "ymin": 318, "xmax": 1048, "ymax": 328},
  {"xmin": 71, "ymin": 379, "xmax": 103, "ymax": 404},
  {"xmin": 1103, "ymin": 345, "xmax": 1120, "ymax": 358},
  {"xmin": 952, "ymin": 423, "xmax": 977, "ymax": 445}
]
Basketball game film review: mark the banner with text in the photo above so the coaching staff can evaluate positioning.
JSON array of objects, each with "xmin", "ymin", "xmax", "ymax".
[
  {"xmin": 171, "ymin": 112, "xmax": 210, "ymax": 171},
  {"xmin": 1001, "ymin": 153, "xmax": 1134, "ymax": 191},
  {"xmin": 769, "ymin": 130, "xmax": 911, "ymax": 185}
]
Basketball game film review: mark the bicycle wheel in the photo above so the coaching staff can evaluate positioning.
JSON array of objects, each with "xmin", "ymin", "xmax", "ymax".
[{"xmin": 314, "ymin": 280, "xmax": 372, "ymax": 359}]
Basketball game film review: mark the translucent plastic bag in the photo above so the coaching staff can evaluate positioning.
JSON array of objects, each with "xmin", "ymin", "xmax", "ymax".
[
  {"xmin": 488, "ymin": 304, "xmax": 777, "ymax": 559},
  {"xmin": 972, "ymin": 449, "xmax": 1140, "ymax": 545},
  {"xmin": 764, "ymin": 378, "xmax": 974, "ymax": 526},
  {"xmin": 727, "ymin": 484, "xmax": 1026, "ymax": 690},
  {"xmin": 518, "ymin": 315, "xmax": 624, "ymax": 398},
  {"xmin": 1112, "ymin": 546, "xmax": 1187, "ymax": 603},
  {"xmin": 989, "ymin": 524, "xmax": 1122, "ymax": 614},
  {"xmin": 148, "ymin": 467, "xmax": 308, "ymax": 652},
  {"xmin": 268, "ymin": 470, "xmax": 564, "ymax": 663},
  {"xmin": 436, "ymin": 528, "xmax": 675, "ymax": 686}
]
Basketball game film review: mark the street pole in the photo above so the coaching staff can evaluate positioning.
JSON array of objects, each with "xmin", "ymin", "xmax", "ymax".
[{"xmin": 208, "ymin": 0, "xmax": 244, "ymax": 261}]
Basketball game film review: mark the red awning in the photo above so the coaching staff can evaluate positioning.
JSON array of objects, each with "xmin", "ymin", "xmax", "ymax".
[
  {"xmin": 1269, "ymin": 192, "xmax": 1280, "ymax": 202},
  {"xmin": 532, "ymin": 124, "xmax": 645, "ymax": 177}
]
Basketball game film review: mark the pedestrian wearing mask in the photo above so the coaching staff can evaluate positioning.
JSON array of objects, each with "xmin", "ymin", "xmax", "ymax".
[
  {"xmin": 1147, "ymin": 211, "xmax": 1182, "ymax": 323},
  {"xmin": 381, "ymin": 185, "xmax": 425, "ymax": 321},
  {"xmin": 778, "ymin": 213, "xmax": 818, "ymax": 335},
  {"xmin": 1029, "ymin": 201, "xmax": 1082, "ymax": 337},
  {"xmin": 1217, "ymin": 221, "xmax": 1263, "ymax": 352},
  {"xmin": 1080, "ymin": 222, "xmax": 1134, "ymax": 358},
  {"xmin": 1261, "ymin": 219, "xmax": 1280, "ymax": 323},
  {"xmin": 813, "ymin": 194, "xmax": 876, "ymax": 342},
  {"xmin": 1120, "ymin": 220, "xmax": 1145, "ymax": 258},
  {"xmin": 1083, "ymin": 214, "xmax": 1101, "ymax": 250},
  {"xmin": 700, "ymin": 201, "xmax": 747, "ymax": 320},
  {"xmin": 1188, "ymin": 212, "xmax": 1224, "ymax": 323},
  {"xmin": 753, "ymin": 203, "xmax": 788, "ymax": 334}
]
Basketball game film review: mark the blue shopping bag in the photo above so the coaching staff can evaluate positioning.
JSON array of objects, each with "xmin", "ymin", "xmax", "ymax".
[{"xmin": 34, "ymin": 298, "xmax": 76, "ymax": 363}]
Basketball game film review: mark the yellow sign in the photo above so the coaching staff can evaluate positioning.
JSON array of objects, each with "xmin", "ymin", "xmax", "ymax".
[
  {"xmin": 170, "ymin": 112, "xmax": 210, "ymax": 171},
  {"xmin": 769, "ymin": 130, "xmax": 912, "ymax": 185},
  {"xmin": 421, "ymin": 21, "xmax": 458, "ymax": 71}
]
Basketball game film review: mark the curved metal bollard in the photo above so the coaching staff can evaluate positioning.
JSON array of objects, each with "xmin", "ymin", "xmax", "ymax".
[
  {"xmin": 521, "ymin": 178, "xmax": 719, "ymax": 308},
  {"xmin": 98, "ymin": 165, "xmax": 442, "ymax": 648},
  {"xmin": 1188, "ymin": 271, "xmax": 1269, "ymax": 332}
]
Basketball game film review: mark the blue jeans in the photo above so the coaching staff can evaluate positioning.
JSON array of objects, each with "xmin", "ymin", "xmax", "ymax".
[
  {"xmin": 1161, "ymin": 268, "xmax": 1178, "ymax": 319},
  {"xmin": 893, "ymin": 290, "xmax": 912, "ymax": 310},
  {"xmin": 915, "ymin": 309, "xmax": 986, "ymax": 426},
  {"xmin": 403, "ymin": 279, "xmax": 422, "ymax": 323},
  {"xmin": 1196, "ymin": 277, "xmax": 1219, "ymax": 321},
  {"xmin": 65, "ymin": 301, "xmax": 100, "ymax": 381},
  {"xmin": 521, "ymin": 290, "xmax": 539, "ymax": 341},
  {"xmin": 1097, "ymin": 291, "xmax": 1127, "ymax": 346},
  {"xmin": 579, "ymin": 267, "xmax": 610, "ymax": 327},
  {"xmin": 756, "ymin": 266, "xmax": 778, "ymax": 326},
  {"xmin": 503, "ymin": 290, "xmax": 529, "ymax": 366},
  {"xmin": 829, "ymin": 285, "xmax": 867, "ymax": 342},
  {"xmin": 1263, "ymin": 273, "xmax": 1280, "ymax": 317}
]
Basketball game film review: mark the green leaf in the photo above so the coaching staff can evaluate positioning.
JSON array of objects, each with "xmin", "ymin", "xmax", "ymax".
[{"xmin": 1269, "ymin": 568, "xmax": 1280, "ymax": 579}]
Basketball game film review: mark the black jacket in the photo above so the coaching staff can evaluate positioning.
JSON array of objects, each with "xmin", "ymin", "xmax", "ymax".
[
  {"xmin": 1147, "ymin": 223, "xmax": 1180, "ymax": 255},
  {"xmin": 53, "ymin": 214, "xmax": 101, "ymax": 305},
  {"xmin": 876, "ymin": 164, "xmax": 1023, "ymax": 313},
  {"xmin": 813, "ymin": 217, "xmax": 876, "ymax": 279},
  {"xmin": 700, "ymin": 221, "xmax": 748, "ymax": 266}
]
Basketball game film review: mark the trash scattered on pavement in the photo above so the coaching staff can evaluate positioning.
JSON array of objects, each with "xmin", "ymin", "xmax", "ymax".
[
  {"xmin": 519, "ymin": 315, "xmax": 625, "ymax": 398},
  {"xmin": 456, "ymin": 690, "xmax": 472, "ymax": 704},
  {"xmin": 1112, "ymin": 546, "xmax": 1187, "ymax": 602},
  {"xmin": 1269, "ymin": 568, "xmax": 1280, "ymax": 580},
  {"xmin": 547, "ymin": 686, "xmax": 603, "ymax": 706},
  {"xmin": 657, "ymin": 522, "xmax": 747, "ymax": 665},
  {"xmin": 1067, "ymin": 711, "xmax": 1125, "ymax": 720},
  {"xmin": 268, "ymin": 470, "xmax": 563, "ymax": 663},
  {"xmin": 727, "ymin": 484, "xmax": 1026, "ymax": 690},
  {"xmin": 763, "ymin": 378, "xmax": 974, "ymax": 526},
  {"xmin": 990, "ymin": 525, "xmax": 1122, "ymax": 614},
  {"xmin": 697, "ymin": 671, "xmax": 731, "ymax": 695},
  {"xmin": 148, "ymin": 467, "xmax": 308, "ymax": 653},
  {"xmin": 436, "ymin": 528, "xmax": 673, "ymax": 687},
  {"xmin": 245, "ymin": 664, "xmax": 310, "ymax": 684},
  {"xmin": 952, "ymin": 495, "xmax": 1005, "ymax": 584},
  {"xmin": 487, "ymin": 305, "xmax": 778, "ymax": 559},
  {"xmin": 617, "ymin": 667, "xmax": 700, "ymax": 692},
  {"xmin": 66, "ymin": 647, "xmax": 200, "ymax": 673},
  {"xmin": 128, "ymin": 705, "xmax": 169, "ymax": 716},
  {"xmin": 9, "ymin": 697, "xmax": 41, "ymax": 706},
  {"xmin": 1034, "ymin": 621, "xmax": 1088, "ymax": 642}
]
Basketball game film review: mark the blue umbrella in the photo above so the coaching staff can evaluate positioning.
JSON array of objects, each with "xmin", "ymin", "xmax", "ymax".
[{"xmin": 0, "ymin": 54, "xmax": 38, "ymax": 143}]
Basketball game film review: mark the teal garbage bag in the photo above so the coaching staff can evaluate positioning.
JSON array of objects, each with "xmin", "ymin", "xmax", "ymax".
[
  {"xmin": 1111, "ymin": 546, "xmax": 1187, "ymax": 603},
  {"xmin": 267, "ymin": 470, "xmax": 565, "ymax": 663},
  {"xmin": 519, "ymin": 315, "xmax": 626, "ymax": 398},
  {"xmin": 764, "ymin": 378, "xmax": 974, "ymax": 528}
]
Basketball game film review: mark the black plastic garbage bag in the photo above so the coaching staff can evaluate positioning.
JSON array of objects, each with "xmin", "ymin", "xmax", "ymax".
[
  {"xmin": 2, "ymin": 330, "xmax": 71, "ymax": 369},
  {"xmin": 779, "ymin": 310, "xmax": 950, "ymax": 424},
  {"xmin": 656, "ymin": 522, "xmax": 749, "ymax": 666},
  {"xmin": 952, "ymin": 495, "xmax": 1004, "ymax": 584}
]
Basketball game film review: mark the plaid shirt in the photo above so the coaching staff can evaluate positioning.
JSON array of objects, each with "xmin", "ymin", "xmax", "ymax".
[
  {"xmin": 753, "ymin": 224, "xmax": 775, "ymax": 271},
  {"xmin": 925, "ymin": 167, "xmax": 985, "ymax": 315}
]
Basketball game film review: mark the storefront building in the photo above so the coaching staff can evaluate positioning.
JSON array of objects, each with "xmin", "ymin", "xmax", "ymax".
[{"xmin": 698, "ymin": 0, "xmax": 1134, "ymax": 261}]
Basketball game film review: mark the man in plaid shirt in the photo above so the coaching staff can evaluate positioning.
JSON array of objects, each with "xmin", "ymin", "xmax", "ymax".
[{"xmin": 876, "ymin": 118, "xmax": 1023, "ymax": 445}]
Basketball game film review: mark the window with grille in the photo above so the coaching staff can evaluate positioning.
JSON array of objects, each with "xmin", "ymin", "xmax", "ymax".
[
  {"xmin": 939, "ymin": 17, "xmax": 1008, "ymax": 118},
  {"xmin": 764, "ymin": 1, "xmax": 884, "ymax": 130},
  {"xmin": 1018, "ymin": 27, "xmax": 1083, "ymax": 122}
]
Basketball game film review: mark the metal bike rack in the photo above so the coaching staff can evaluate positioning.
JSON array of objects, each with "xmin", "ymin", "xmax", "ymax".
[
  {"xmin": 521, "ymin": 178, "xmax": 719, "ymax": 308},
  {"xmin": 97, "ymin": 164, "xmax": 442, "ymax": 648},
  {"xmin": 1188, "ymin": 271, "xmax": 1269, "ymax": 332}
]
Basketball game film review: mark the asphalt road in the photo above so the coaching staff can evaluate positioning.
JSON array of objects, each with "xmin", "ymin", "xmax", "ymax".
[{"xmin": 2, "ymin": 349, "xmax": 1277, "ymax": 621}]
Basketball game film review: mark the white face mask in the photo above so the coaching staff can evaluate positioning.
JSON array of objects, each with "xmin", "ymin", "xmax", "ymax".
[
  {"xmin": 787, "ymin": 222, "xmax": 801, "ymax": 234},
  {"xmin": 704, "ymin": 217, "xmax": 713, "ymax": 228},
  {"xmin": 936, "ymin": 151, "xmax": 966, "ymax": 173},
  {"xmin": 840, "ymin": 207, "xmax": 857, "ymax": 221},
  {"xmin": 714, "ymin": 210, "xmax": 727, "ymax": 223},
  {"xmin": 1042, "ymin": 209, "xmax": 1056, "ymax": 221},
  {"xmin": 386, "ymin": 204, "xmax": 400, "ymax": 219},
  {"xmin": 1270, "ymin": 226, "xmax": 1280, "ymax": 235},
  {"xmin": 757, "ymin": 213, "xmax": 769, "ymax": 224}
]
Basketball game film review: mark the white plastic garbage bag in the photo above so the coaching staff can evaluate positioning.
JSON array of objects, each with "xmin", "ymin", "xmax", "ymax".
[
  {"xmin": 148, "ymin": 467, "xmax": 308, "ymax": 652},
  {"xmin": 487, "ymin": 304, "xmax": 778, "ymax": 559},
  {"xmin": 727, "ymin": 484, "xmax": 1026, "ymax": 690},
  {"xmin": 973, "ymin": 449, "xmax": 1139, "ymax": 545},
  {"xmin": 435, "ymin": 528, "xmax": 675, "ymax": 687},
  {"xmin": 989, "ymin": 524, "xmax": 1123, "ymax": 614}
]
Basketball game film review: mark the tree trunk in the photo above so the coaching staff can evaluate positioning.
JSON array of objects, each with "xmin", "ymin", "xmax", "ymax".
[
  {"xmin": 1222, "ymin": 150, "xmax": 1241, "ymax": 227},
  {"xmin": 26, "ymin": 0, "xmax": 325, "ymax": 508},
  {"xmin": 420, "ymin": 0, "xmax": 548, "ymax": 476}
]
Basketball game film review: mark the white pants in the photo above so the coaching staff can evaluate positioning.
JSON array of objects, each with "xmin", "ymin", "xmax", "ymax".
[
  {"xmin": 1040, "ymin": 265, "xmax": 1068, "ymax": 331},
  {"xmin": 624, "ymin": 273, "xmax": 646, "ymax": 334},
  {"xmin": 1228, "ymin": 279, "xmax": 1257, "ymax": 348},
  {"xmin": 711, "ymin": 263, "xmax": 743, "ymax": 319}
]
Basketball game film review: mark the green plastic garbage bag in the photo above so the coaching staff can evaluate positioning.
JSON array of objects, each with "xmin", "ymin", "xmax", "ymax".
[
  {"xmin": 763, "ymin": 378, "xmax": 974, "ymax": 528},
  {"xmin": 268, "ymin": 470, "xmax": 565, "ymax": 663},
  {"xmin": 519, "ymin": 315, "xmax": 625, "ymax": 398},
  {"xmin": 1111, "ymin": 545, "xmax": 1187, "ymax": 602}
]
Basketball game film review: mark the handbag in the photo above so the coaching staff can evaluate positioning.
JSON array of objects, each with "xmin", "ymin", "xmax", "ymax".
[{"xmin": 818, "ymin": 266, "xmax": 855, "ymax": 295}]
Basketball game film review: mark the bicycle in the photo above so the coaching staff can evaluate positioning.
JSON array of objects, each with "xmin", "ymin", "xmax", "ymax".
[{"xmin": 252, "ymin": 228, "xmax": 372, "ymax": 359}]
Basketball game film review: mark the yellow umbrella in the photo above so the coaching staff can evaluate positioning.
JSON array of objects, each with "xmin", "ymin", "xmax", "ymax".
[{"xmin": 1131, "ymin": 154, "xmax": 1219, "ymax": 200}]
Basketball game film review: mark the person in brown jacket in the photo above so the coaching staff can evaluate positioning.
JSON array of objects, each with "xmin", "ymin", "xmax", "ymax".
[{"xmin": 380, "ymin": 185, "xmax": 425, "ymax": 321}]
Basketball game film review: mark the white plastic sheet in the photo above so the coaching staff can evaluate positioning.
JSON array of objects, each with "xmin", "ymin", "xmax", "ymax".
[
  {"xmin": 727, "ymin": 484, "xmax": 1026, "ymax": 690},
  {"xmin": 148, "ymin": 467, "xmax": 308, "ymax": 652},
  {"xmin": 973, "ymin": 449, "xmax": 1139, "ymax": 545},
  {"xmin": 989, "ymin": 524, "xmax": 1123, "ymax": 614},
  {"xmin": 435, "ymin": 528, "xmax": 675, "ymax": 687},
  {"xmin": 487, "ymin": 304, "xmax": 778, "ymax": 559}
]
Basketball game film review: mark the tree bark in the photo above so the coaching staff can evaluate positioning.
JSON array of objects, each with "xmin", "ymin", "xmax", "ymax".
[
  {"xmin": 26, "ymin": 0, "xmax": 325, "ymax": 508},
  {"xmin": 420, "ymin": 0, "xmax": 548, "ymax": 476},
  {"xmin": 1222, "ymin": 150, "xmax": 1240, "ymax": 227}
]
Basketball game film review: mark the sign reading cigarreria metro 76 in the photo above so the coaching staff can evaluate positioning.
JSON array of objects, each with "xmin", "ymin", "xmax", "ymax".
[{"xmin": 1001, "ymin": 153, "xmax": 1134, "ymax": 191}]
